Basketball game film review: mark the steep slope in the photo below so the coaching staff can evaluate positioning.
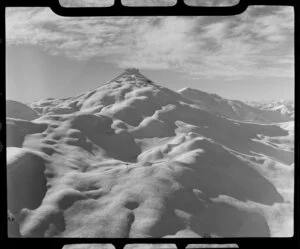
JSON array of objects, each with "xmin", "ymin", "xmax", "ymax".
[
  {"xmin": 177, "ymin": 87, "xmax": 293, "ymax": 123},
  {"xmin": 7, "ymin": 69, "xmax": 293, "ymax": 238}
]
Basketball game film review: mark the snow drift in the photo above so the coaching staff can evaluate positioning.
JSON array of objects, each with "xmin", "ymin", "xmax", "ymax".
[{"xmin": 7, "ymin": 69, "xmax": 294, "ymax": 239}]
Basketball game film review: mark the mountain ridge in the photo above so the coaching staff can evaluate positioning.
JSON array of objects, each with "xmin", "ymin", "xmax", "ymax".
[{"xmin": 177, "ymin": 87, "xmax": 293, "ymax": 123}]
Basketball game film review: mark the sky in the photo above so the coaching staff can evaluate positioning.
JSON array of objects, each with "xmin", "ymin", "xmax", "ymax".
[{"xmin": 6, "ymin": 3, "xmax": 294, "ymax": 103}]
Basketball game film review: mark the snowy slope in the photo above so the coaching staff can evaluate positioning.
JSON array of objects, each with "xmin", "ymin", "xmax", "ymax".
[
  {"xmin": 7, "ymin": 69, "xmax": 294, "ymax": 238},
  {"xmin": 177, "ymin": 88, "xmax": 293, "ymax": 123}
]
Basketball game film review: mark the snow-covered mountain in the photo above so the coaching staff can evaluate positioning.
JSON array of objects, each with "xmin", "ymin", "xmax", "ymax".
[
  {"xmin": 247, "ymin": 100, "xmax": 294, "ymax": 119},
  {"xmin": 177, "ymin": 88, "xmax": 293, "ymax": 123},
  {"xmin": 7, "ymin": 69, "xmax": 294, "ymax": 239}
]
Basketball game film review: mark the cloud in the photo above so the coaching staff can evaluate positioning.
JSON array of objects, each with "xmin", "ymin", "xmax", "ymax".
[
  {"xmin": 6, "ymin": 6, "xmax": 294, "ymax": 79},
  {"xmin": 6, "ymin": 8, "xmax": 145, "ymax": 59},
  {"xmin": 178, "ymin": 6, "xmax": 294, "ymax": 79},
  {"xmin": 118, "ymin": 17, "xmax": 200, "ymax": 69}
]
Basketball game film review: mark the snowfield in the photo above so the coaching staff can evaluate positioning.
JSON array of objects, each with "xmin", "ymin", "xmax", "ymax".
[{"xmin": 7, "ymin": 69, "xmax": 294, "ymax": 239}]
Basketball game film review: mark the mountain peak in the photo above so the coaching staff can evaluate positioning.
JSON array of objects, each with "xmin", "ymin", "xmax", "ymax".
[
  {"xmin": 122, "ymin": 67, "xmax": 149, "ymax": 81},
  {"xmin": 107, "ymin": 68, "xmax": 153, "ymax": 86},
  {"xmin": 124, "ymin": 67, "xmax": 140, "ymax": 74}
]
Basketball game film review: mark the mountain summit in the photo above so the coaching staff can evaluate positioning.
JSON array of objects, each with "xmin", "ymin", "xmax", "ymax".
[
  {"xmin": 124, "ymin": 67, "xmax": 141, "ymax": 74},
  {"xmin": 107, "ymin": 67, "xmax": 153, "ymax": 87},
  {"xmin": 7, "ymin": 69, "xmax": 293, "ymax": 238}
]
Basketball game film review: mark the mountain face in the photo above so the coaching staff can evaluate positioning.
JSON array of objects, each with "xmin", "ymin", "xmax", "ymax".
[
  {"xmin": 177, "ymin": 88, "xmax": 293, "ymax": 123},
  {"xmin": 7, "ymin": 69, "xmax": 294, "ymax": 239}
]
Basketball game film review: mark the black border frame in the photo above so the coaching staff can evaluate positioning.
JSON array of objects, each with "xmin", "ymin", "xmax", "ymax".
[{"xmin": 1, "ymin": 0, "xmax": 299, "ymax": 248}]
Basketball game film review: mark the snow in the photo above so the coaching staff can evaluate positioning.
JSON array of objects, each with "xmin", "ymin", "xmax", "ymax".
[{"xmin": 7, "ymin": 69, "xmax": 294, "ymax": 239}]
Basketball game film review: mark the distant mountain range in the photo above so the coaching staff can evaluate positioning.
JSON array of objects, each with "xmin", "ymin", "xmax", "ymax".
[
  {"xmin": 246, "ymin": 100, "xmax": 294, "ymax": 119},
  {"xmin": 177, "ymin": 87, "xmax": 294, "ymax": 123}
]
